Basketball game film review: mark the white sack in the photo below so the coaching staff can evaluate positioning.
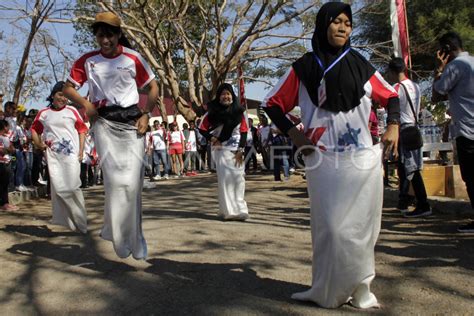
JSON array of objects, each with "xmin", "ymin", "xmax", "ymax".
[
  {"xmin": 292, "ymin": 144, "xmax": 383, "ymax": 308},
  {"xmin": 92, "ymin": 117, "xmax": 147, "ymax": 259},
  {"xmin": 47, "ymin": 149, "xmax": 87, "ymax": 233},
  {"xmin": 214, "ymin": 148, "xmax": 248, "ymax": 219}
]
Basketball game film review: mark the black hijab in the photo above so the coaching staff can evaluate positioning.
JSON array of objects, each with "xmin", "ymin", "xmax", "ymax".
[
  {"xmin": 207, "ymin": 83, "xmax": 245, "ymax": 142},
  {"xmin": 292, "ymin": 2, "xmax": 375, "ymax": 113}
]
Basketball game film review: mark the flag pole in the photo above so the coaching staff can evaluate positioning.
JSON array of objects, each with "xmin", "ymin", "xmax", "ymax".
[
  {"xmin": 403, "ymin": 0, "xmax": 413, "ymax": 78},
  {"xmin": 238, "ymin": 62, "xmax": 248, "ymax": 113}
]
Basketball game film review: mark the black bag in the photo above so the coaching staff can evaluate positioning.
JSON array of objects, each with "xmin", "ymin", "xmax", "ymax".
[{"xmin": 399, "ymin": 83, "xmax": 423, "ymax": 150}]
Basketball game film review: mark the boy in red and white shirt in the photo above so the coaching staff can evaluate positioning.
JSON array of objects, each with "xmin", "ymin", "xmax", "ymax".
[
  {"xmin": 0, "ymin": 119, "xmax": 18, "ymax": 211},
  {"xmin": 151, "ymin": 120, "xmax": 170, "ymax": 180}
]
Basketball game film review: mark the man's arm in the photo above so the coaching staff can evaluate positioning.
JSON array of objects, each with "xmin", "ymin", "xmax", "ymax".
[{"xmin": 432, "ymin": 73, "xmax": 448, "ymax": 102}]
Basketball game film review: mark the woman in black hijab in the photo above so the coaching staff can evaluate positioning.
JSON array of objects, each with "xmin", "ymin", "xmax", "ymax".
[
  {"xmin": 262, "ymin": 2, "xmax": 400, "ymax": 309},
  {"xmin": 199, "ymin": 83, "xmax": 249, "ymax": 220}
]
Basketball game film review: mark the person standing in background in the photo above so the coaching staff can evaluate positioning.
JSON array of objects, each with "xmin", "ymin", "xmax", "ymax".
[
  {"xmin": 151, "ymin": 120, "xmax": 170, "ymax": 180},
  {"xmin": 168, "ymin": 122, "xmax": 185, "ymax": 177},
  {"xmin": 0, "ymin": 119, "xmax": 19, "ymax": 211},
  {"xmin": 388, "ymin": 57, "xmax": 431, "ymax": 218},
  {"xmin": 244, "ymin": 117, "xmax": 258, "ymax": 173},
  {"xmin": 432, "ymin": 31, "xmax": 474, "ymax": 233}
]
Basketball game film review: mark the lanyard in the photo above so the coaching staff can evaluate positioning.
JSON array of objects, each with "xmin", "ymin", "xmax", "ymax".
[{"xmin": 313, "ymin": 48, "xmax": 351, "ymax": 82}]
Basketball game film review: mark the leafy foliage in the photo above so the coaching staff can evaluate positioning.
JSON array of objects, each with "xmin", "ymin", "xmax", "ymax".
[
  {"xmin": 357, "ymin": 0, "xmax": 474, "ymax": 79},
  {"xmin": 355, "ymin": 0, "xmax": 474, "ymax": 119}
]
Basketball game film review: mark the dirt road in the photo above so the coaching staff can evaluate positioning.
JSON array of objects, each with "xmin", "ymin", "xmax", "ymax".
[{"xmin": 0, "ymin": 173, "xmax": 473, "ymax": 315}]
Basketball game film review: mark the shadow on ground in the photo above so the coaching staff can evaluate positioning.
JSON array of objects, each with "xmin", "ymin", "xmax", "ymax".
[{"xmin": 1, "ymin": 174, "xmax": 473, "ymax": 314}]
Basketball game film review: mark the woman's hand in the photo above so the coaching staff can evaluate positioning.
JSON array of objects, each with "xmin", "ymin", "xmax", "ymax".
[
  {"xmin": 210, "ymin": 136, "xmax": 221, "ymax": 148},
  {"xmin": 234, "ymin": 150, "xmax": 244, "ymax": 167},
  {"xmin": 288, "ymin": 126, "xmax": 314, "ymax": 156},
  {"xmin": 78, "ymin": 151, "xmax": 84, "ymax": 162},
  {"xmin": 135, "ymin": 114, "xmax": 149, "ymax": 135},
  {"xmin": 38, "ymin": 142, "xmax": 48, "ymax": 152},
  {"xmin": 381, "ymin": 124, "xmax": 399, "ymax": 160},
  {"xmin": 84, "ymin": 102, "xmax": 98, "ymax": 120}
]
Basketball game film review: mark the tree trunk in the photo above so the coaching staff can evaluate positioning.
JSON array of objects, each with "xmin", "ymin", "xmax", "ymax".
[
  {"xmin": 13, "ymin": 19, "xmax": 38, "ymax": 105},
  {"xmin": 175, "ymin": 98, "xmax": 196, "ymax": 122},
  {"xmin": 12, "ymin": 0, "xmax": 52, "ymax": 105},
  {"xmin": 156, "ymin": 81, "xmax": 168, "ymax": 123}
]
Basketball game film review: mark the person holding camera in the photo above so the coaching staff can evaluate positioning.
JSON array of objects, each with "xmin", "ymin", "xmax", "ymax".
[
  {"xmin": 432, "ymin": 32, "xmax": 474, "ymax": 233},
  {"xmin": 388, "ymin": 58, "xmax": 431, "ymax": 217}
]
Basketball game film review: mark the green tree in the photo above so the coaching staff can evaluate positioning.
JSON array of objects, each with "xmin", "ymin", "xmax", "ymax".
[{"xmin": 356, "ymin": 0, "xmax": 474, "ymax": 79}]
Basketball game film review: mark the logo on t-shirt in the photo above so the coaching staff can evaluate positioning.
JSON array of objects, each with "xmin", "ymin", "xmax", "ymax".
[{"xmin": 117, "ymin": 66, "xmax": 132, "ymax": 74}]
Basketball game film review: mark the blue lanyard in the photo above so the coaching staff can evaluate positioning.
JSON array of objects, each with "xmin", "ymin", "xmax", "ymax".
[{"xmin": 313, "ymin": 48, "xmax": 351, "ymax": 81}]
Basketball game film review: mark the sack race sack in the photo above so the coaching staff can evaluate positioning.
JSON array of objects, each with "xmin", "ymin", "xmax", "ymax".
[
  {"xmin": 399, "ymin": 83, "xmax": 423, "ymax": 150},
  {"xmin": 400, "ymin": 125, "xmax": 423, "ymax": 150}
]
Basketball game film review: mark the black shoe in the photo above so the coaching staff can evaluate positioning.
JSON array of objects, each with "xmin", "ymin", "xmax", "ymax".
[
  {"xmin": 457, "ymin": 221, "xmax": 474, "ymax": 233},
  {"xmin": 404, "ymin": 206, "xmax": 432, "ymax": 218},
  {"xmin": 397, "ymin": 200, "xmax": 409, "ymax": 213}
]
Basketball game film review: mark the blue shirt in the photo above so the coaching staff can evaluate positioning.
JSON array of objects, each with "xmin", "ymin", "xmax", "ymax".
[{"xmin": 434, "ymin": 52, "xmax": 474, "ymax": 140}]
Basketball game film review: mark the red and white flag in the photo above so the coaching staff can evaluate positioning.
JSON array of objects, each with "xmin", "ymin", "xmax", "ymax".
[
  {"xmin": 238, "ymin": 65, "xmax": 247, "ymax": 110},
  {"xmin": 238, "ymin": 65, "xmax": 252, "ymax": 128},
  {"xmin": 390, "ymin": 0, "xmax": 410, "ymax": 66}
]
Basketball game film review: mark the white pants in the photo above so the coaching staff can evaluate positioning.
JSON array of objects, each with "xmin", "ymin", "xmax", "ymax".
[
  {"xmin": 214, "ymin": 149, "xmax": 248, "ymax": 218},
  {"xmin": 292, "ymin": 144, "xmax": 383, "ymax": 308},
  {"xmin": 47, "ymin": 150, "xmax": 87, "ymax": 233},
  {"xmin": 92, "ymin": 118, "xmax": 147, "ymax": 259}
]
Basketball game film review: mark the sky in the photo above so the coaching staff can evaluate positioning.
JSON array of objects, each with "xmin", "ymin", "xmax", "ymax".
[{"xmin": 0, "ymin": 0, "xmax": 280, "ymax": 111}]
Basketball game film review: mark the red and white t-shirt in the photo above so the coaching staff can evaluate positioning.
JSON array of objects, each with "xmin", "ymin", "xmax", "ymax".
[
  {"xmin": 68, "ymin": 45, "xmax": 155, "ymax": 108},
  {"xmin": 186, "ymin": 130, "xmax": 197, "ymax": 152},
  {"xmin": 151, "ymin": 128, "xmax": 167, "ymax": 150},
  {"xmin": 168, "ymin": 131, "xmax": 184, "ymax": 149},
  {"xmin": 5, "ymin": 117, "xmax": 17, "ymax": 142},
  {"xmin": 199, "ymin": 113, "xmax": 249, "ymax": 150},
  {"xmin": 261, "ymin": 68, "xmax": 398, "ymax": 152},
  {"xmin": 0, "ymin": 135, "xmax": 11, "ymax": 163},
  {"xmin": 31, "ymin": 105, "xmax": 88, "ymax": 156}
]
